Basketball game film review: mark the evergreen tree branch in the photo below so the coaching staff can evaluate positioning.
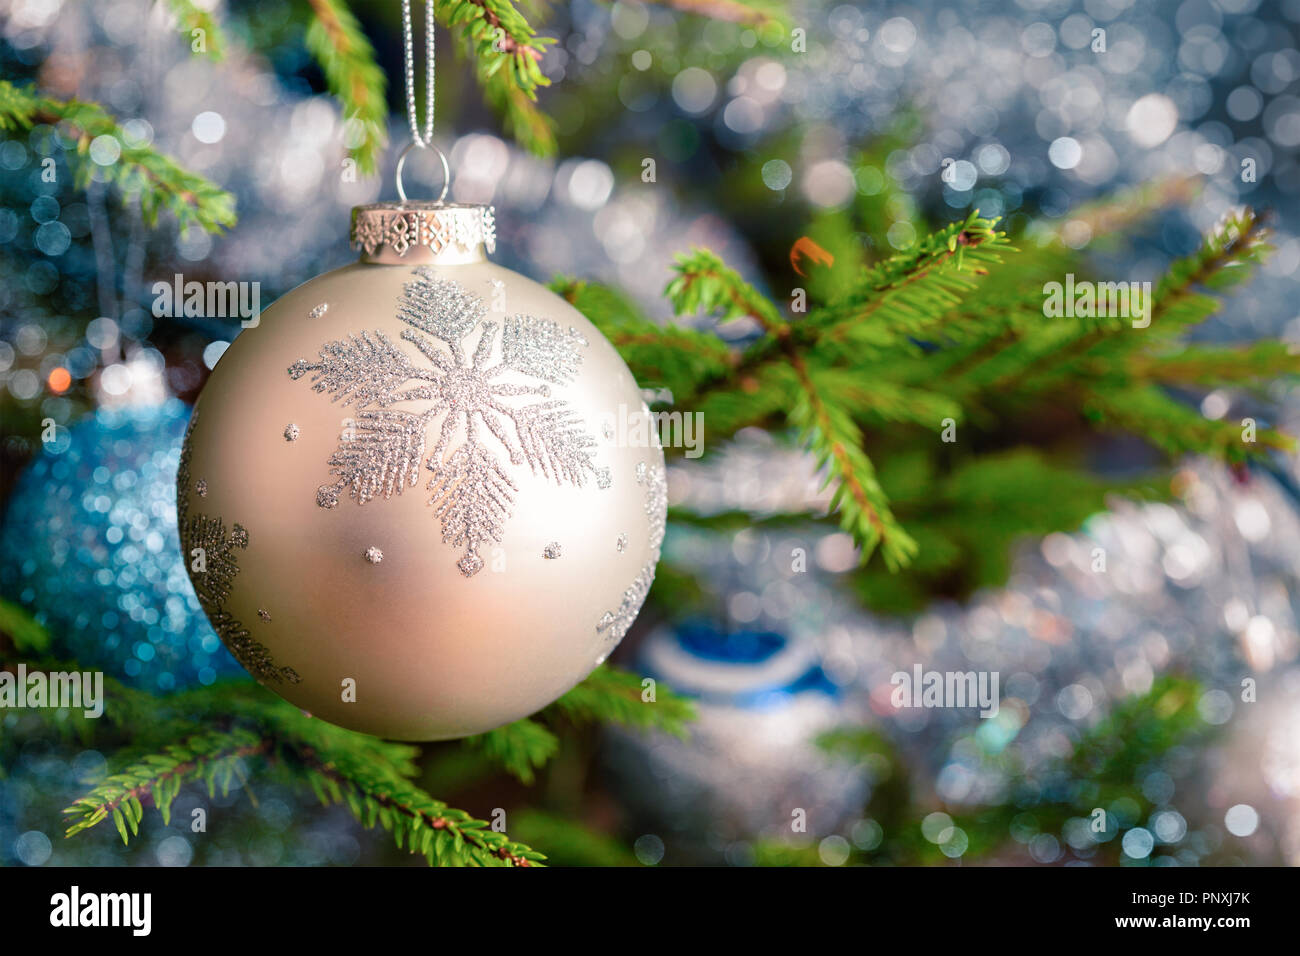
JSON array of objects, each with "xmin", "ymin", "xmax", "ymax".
[
  {"xmin": 804, "ymin": 212, "xmax": 1013, "ymax": 357},
  {"xmin": 62, "ymin": 728, "xmax": 269, "ymax": 840},
  {"xmin": 278, "ymin": 709, "xmax": 544, "ymax": 866},
  {"xmin": 1127, "ymin": 341, "xmax": 1300, "ymax": 385},
  {"xmin": 789, "ymin": 677, "xmax": 1209, "ymax": 865},
  {"xmin": 464, "ymin": 666, "xmax": 697, "ymax": 782},
  {"xmin": 1085, "ymin": 385, "xmax": 1293, "ymax": 461},
  {"xmin": 439, "ymin": 0, "xmax": 557, "ymax": 155},
  {"xmin": 463, "ymin": 719, "xmax": 560, "ymax": 784},
  {"xmin": 0, "ymin": 81, "xmax": 236, "ymax": 233},
  {"xmin": 0, "ymin": 597, "xmax": 51, "ymax": 655},
  {"xmin": 508, "ymin": 809, "xmax": 640, "ymax": 866},
  {"xmin": 665, "ymin": 251, "xmax": 918, "ymax": 564},
  {"xmin": 1141, "ymin": 207, "xmax": 1272, "ymax": 335},
  {"xmin": 305, "ymin": 0, "xmax": 389, "ymax": 175},
  {"xmin": 163, "ymin": 0, "xmax": 227, "ymax": 60},
  {"xmin": 551, "ymin": 276, "xmax": 733, "ymax": 400},
  {"xmin": 544, "ymin": 665, "xmax": 695, "ymax": 734},
  {"xmin": 666, "ymin": 248, "xmax": 786, "ymax": 331},
  {"xmin": 1034, "ymin": 175, "xmax": 1201, "ymax": 246},
  {"xmin": 782, "ymin": 359, "xmax": 918, "ymax": 570},
  {"xmin": 988, "ymin": 209, "xmax": 1272, "ymax": 399},
  {"xmin": 53, "ymin": 680, "xmax": 545, "ymax": 865}
]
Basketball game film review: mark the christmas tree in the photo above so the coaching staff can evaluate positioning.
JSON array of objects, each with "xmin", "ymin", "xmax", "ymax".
[{"xmin": 2, "ymin": 0, "xmax": 1299, "ymax": 868}]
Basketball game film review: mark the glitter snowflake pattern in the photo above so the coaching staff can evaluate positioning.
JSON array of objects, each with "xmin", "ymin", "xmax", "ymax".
[
  {"xmin": 641, "ymin": 461, "xmax": 668, "ymax": 552},
  {"xmin": 289, "ymin": 271, "xmax": 602, "ymax": 576},
  {"xmin": 178, "ymin": 410, "xmax": 300, "ymax": 685},
  {"xmin": 597, "ymin": 560, "xmax": 657, "ymax": 647},
  {"xmin": 597, "ymin": 459, "xmax": 668, "ymax": 646}
]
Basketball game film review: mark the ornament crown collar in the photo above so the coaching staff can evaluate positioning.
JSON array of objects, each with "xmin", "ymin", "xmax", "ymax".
[{"xmin": 350, "ymin": 201, "xmax": 496, "ymax": 266}]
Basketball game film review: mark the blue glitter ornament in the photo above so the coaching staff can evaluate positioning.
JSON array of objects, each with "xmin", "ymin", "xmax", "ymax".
[{"xmin": 0, "ymin": 400, "xmax": 246, "ymax": 690}]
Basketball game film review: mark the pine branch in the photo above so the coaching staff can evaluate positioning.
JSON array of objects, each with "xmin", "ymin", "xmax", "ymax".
[
  {"xmin": 162, "ymin": 0, "xmax": 227, "ymax": 60},
  {"xmin": 63, "ymin": 728, "xmax": 269, "ymax": 840},
  {"xmin": 665, "ymin": 251, "xmax": 918, "ymax": 564},
  {"xmin": 798, "ymin": 677, "xmax": 1209, "ymax": 866},
  {"xmin": 509, "ymin": 809, "xmax": 640, "ymax": 866},
  {"xmin": 666, "ymin": 248, "xmax": 785, "ymax": 330},
  {"xmin": 0, "ymin": 596, "xmax": 51, "ymax": 655},
  {"xmin": 544, "ymin": 665, "xmax": 695, "ymax": 734},
  {"xmin": 1021, "ymin": 209, "xmax": 1271, "ymax": 387},
  {"xmin": 1085, "ymin": 385, "xmax": 1292, "ymax": 462},
  {"xmin": 0, "ymin": 81, "xmax": 236, "ymax": 233},
  {"xmin": 274, "ymin": 706, "xmax": 543, "ymax": 866},
  {"xmin": 1033, "ymin": 175, "xmax": 1201, "ymax": 247},
  {"xmin": 803, "ymin": 369, "xmax": 963, "ymax": 429},
  {"xmin": 804, "ymin": 212, "xmax": 1013, "ymax": 357},
  {"xmin": 856, "ymin": 449, "xmax": 1167, "ymax": 611},
  {"xmin": 54, "ymin": 681, "xmax": 545, "ymax": 866},
  {"xmin": 439, "ymin": 0, "xmax": 557, "ymax": 155},
  {"xmin": 464, "ymin": 719, "xmax": 559, "ymax": 784},
  {"xmin": 1128, "ymin": 341, "xmax": 1300, "ymax": 386},
  {"xmin": 783, "ymin": 359, "xmax": 918, "ymax": 570},
  {"xmin": 1147, "ymin": 207, "xmax": 1271, "ymax": 332},
  {"xmin": 550, "ymin": 276, "xmax": 733, "ymax": 400},
  {"xmin": 455, "ymin": 665, "xmax": 699, "ymax": 783},
  {"xmin": 305, "ymin": 0, "xmax": 388, "ymax": 175}
]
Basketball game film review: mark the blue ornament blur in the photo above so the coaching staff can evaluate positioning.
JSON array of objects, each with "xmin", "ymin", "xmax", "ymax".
[
  {"xmin": 602, "ymin": 620, "xmax": 867, "ymax": 862},
  {"xmin": 0, "ymin": 400, "xmax": 246, "ymax": 690}
]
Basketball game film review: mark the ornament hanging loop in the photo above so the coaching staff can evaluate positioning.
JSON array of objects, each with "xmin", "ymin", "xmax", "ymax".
[{"xmin": 395, "ymin": 141, "xmax": 450, "ymax": 204}]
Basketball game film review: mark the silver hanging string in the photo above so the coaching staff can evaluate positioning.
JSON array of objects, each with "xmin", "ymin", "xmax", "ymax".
[
  {"xmin": 401, "ymin": 0, "xmax": 435, "ymax": 148},
  {"xmin": 396, "ymin": 0, "xmax": 448, "ymax": 201}
]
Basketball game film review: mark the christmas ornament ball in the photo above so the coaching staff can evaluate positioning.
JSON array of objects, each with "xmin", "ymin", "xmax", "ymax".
[
  {"xmin": 179, "ymin": 202, "xmax": 666, "ymax": 740},
  {"xmin": 0, "ymin": 401, "xmax": 244, "ymax": 690}
]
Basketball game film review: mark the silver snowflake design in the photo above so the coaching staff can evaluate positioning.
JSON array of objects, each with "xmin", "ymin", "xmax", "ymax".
[
  {"xmin": 177, "ymin": 413, "xmax": 299, "ymax": 685},
  {"xmin": 597, "ymin": 560, "xmax": 656, "ymax": 646},
  {"xmin": 597, "ymin": 459, "xmax": 668, "ymax": 646},
  {"xmin": 288, "ymin": 270, "xmax": 600, "ymax": 577}
]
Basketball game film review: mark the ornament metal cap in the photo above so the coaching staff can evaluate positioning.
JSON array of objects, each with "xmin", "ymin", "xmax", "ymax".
[{"xmin": 350, "ymin": 200, "xmax": 497, "ymax": 265}]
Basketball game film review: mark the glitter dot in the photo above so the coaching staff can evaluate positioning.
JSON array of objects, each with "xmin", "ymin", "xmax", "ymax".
[
  {"xmin": 308, "ymin": 303, "xmax": 328, "ymax": 319},
  {"xmin": 543, "ymin": 542, "xmax": 562, "ymax": 559},
  {"xmin": 364, "ymin": 547, "xmax": 383, "ymax": 564},
  {"xmin": 195, "ymin": 479, "xmax": 207, "ymax": 497},
  {"xmin": 603, "ymin": 422, "xmax": 614, "ymax": 440},
  {"xmin": 635, "ymin": 461, "xmax": 647, "ymax": 484},
  {"xmin": 316, "ymin": 485, "xmax": 339, "ymax": 509},
  {"xmin": 616, "ymin": 533, "xmax": 628, "ymax": 552},
  {"xmin": 283, "ymin": 424, "xmax": 300, "ymax": 442},
  {"xmin": 597, "ymin": 467, "xmax": 612, "ymax": 490},
  {"xmin": 258, "ymin": 609, "xmax": 271, "ymax": 622},
  {"xmin": 230, "ymin": 524, "xmax": 249, "ymax": 548},
  {"xmin": 458, "ymin": 553, "xmax": 484, "ymax": 577}
]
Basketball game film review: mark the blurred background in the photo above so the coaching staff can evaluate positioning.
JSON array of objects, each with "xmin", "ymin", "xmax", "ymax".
[{"xmin": 2, "ymin": 0, "xmax": 1300, "ymax": 866}]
